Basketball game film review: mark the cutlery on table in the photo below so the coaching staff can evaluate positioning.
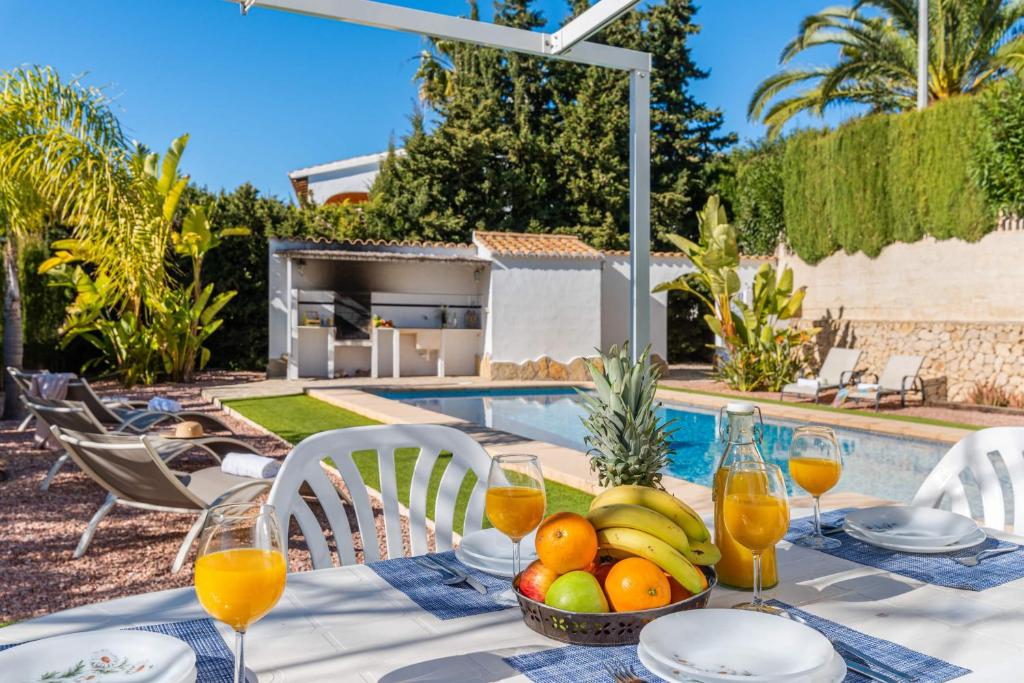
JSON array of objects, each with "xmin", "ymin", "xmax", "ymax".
[
  {"xmin": 413, "ymin": 557, "xmax": 464, "ymax": 586},
  {"xmin": 602, "ymin": 662, "xmax": 646, "ymax": 683},
  {"xmin": 843, "ymin": 657, "xmax": 907, "ymax": 683},
  {"xmin": 953, "ymin": 545, "xmax": 1018, "ymax": 567},
  {"xmin": 836, "ymin": 643, "xmax": 915, "ymax": 683},
  {"xmin": 420, "ymin": 554, "xmax": 488, "ymax": 594},
  {"xmin": 785, "ymin": 611, "xmax": 914, "ymax": 683}
]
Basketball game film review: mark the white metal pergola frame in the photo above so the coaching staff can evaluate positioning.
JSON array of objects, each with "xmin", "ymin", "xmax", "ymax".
[{"xmin": 236, "ymin": 0, "xmax": 653, "ymax": 361}]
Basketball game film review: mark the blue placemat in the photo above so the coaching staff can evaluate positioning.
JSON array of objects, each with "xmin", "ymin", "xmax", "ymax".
[
  {"xmin": 771, "ymin": 601, "xmax": 970, "ymax": 683},
  {"xmin": 0, "ymin": 617, "xmax": 234, "ymax": 682},
  {"xmin": 367, "ymin": 550, "xmax": 514, "ymax": 620},
  {"xmin": 786, "ymin": 508, "xmax": 1024, "ymax": 591},
  {"xmin": 503, "ymin": 602, "xmax": 970, "ymax": 683}
]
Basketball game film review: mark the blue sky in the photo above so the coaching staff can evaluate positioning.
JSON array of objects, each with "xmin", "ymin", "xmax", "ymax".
[{"xmin": 1, "ymin": 0, "xmax": 852, "ymax": 201}]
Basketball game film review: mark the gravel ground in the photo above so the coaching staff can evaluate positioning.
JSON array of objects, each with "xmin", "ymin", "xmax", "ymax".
[{"xmin": 0, "ymin": 372, "xmax": 427, "ymax": 624}]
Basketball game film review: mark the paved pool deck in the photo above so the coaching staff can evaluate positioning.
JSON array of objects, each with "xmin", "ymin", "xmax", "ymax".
[{"xmin": 202, "ymin": 376, "xmax": 901, "ymax": 514}]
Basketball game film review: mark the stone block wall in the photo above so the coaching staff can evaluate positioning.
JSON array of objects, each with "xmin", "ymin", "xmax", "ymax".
[
  {"xmin": 479, "ymin": 353, "xmax": 669, "ymax": 382},
  {"xmin": 802, "ymin": 319, "xmax": 1024, "ymax": 402}
]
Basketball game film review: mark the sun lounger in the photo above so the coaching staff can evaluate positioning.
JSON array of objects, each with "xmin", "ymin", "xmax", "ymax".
[
  {"xmin": 23, "ymin": 396, "xmax": 260, "ymax": 491},
  {"xmin": 780, "ymin": 348, "xmax": 862, "ymax": 403},
  {"xmin": 845, "ymin": 354, "xmax": 926, "ymax": 410},
  {"xmin": 54, "ymin": 427, "xmax": 274, "ymax": 572}
]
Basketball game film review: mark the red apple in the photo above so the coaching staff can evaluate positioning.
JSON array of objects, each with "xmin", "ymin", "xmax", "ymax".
[
  {"xmin": 589, "ymin": 560, "xmax": 615, "ymax": 587},
  {"xmin": 519, "ymin": 560, "xmax": 559, "ymax": 602}
]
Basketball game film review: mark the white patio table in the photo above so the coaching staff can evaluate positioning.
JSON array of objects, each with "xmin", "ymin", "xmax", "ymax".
[{"xmin": 5, "ymin": 517, "xmax": 1024, "ymax": 681}]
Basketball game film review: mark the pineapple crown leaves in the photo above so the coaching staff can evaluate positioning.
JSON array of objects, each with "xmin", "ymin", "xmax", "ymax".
[{"xmin": 576, "ymin": 343, "xmax": 678, "ymax": 489}]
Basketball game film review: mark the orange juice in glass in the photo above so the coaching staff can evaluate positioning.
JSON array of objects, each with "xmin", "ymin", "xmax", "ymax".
[
  {"xmin": 722, "ymin": 461, "xmax": 789, "ymax": 615},
  {"xmin": 195, "ymin": 548, "xmax": 287, "ymax": 631},
  {"xmin": 195, "ymin": 503, "xmax": 286, "ymax": 683},
  {"xmin": 485, "ymin": 487, "xmax": 545, "ymax": 541},
  {"xmin": 788, "ymin": 426, "xmax": 843, "ymax": 550},
  {"xmin": 486, "ymin": 454, "xmax": 545, "ymax": 578}
]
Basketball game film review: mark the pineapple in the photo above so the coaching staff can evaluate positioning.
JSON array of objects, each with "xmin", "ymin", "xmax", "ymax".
[{"xmin": 578, "ymin": 344, "xmax": 676, "ymax": 488}]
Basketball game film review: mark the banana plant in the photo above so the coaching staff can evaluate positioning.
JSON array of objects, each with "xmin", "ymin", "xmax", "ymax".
[
  {"xmin": 655, "ymin": 195, "xmax": 742, "ymax": 343},
  {"xmin": 168, "ymin": 204, "xmax": 249, "ymax": 381},
  {"xmin": 656, "ymin": 195, "xmax": 817, "ymax": 391}
]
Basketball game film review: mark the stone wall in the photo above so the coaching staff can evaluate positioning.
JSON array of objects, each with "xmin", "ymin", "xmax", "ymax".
[
  {"xmin": 802, "ymin": 319, "xmax": 1024, "ymax": 402},
  {"xmin": 479, "ymin": 353, "xmax": 669, "ymax": 382}
]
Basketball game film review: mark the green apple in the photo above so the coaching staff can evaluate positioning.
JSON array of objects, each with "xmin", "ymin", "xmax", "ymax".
[{"xmin": 544, "ymin": 571, "xmax": 609, "ymax": 613}]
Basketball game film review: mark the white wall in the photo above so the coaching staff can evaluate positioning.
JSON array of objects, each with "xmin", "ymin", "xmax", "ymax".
[
  {"xmin": 601, "ymin": 255, "xmax": 768, "ymax": 360},
  {"xmin": 778, "ymin": 229, "xmax": 1024, "ymax": 322},
  {"xmin": 484, "ymin": 255, "xmax": 603, "ymax": 364}
]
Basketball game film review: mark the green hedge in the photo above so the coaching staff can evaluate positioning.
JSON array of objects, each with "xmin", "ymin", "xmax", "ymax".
[{"xmin": 782, "ymin": 97, "xmax": 992, "ymax": 263}]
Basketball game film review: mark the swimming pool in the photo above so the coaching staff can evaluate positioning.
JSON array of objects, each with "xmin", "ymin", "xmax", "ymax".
[{"xmin": 377, "ymin": 387, "xmax": 950, "ymax": 503}]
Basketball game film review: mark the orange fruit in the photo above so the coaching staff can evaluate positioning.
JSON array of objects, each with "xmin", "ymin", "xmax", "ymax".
[
  {"xmin": 535, "ymin": 512, "xmax": 599, "ymax": 574},
  {"xmin": 665, "ymin": 573, "xmax": 693, "ymax": 603},
  {"xmin": 604, "ymin": 557, "xmax": 671, "ymax": 612}
]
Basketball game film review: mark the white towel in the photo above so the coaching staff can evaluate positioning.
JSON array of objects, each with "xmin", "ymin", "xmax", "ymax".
[
  {"xmin": 797, "ymin": 377, "xmax": 820, "ymax": 388},
  {"xmin": 222, "ymin": 452, "xmax": 281, "ymax": 479},
  {"xmin": 857, "ymin": 382, "xmax": 880, "ymax": 392},
  {"xmin": 148, "ymin": 396, "xmax": 182, "ymax": 413}
]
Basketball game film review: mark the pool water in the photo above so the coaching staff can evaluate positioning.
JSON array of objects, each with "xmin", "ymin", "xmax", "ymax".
[{"xmin": 377, "ymin": 387, "xmax": 950, "ymax": 503}]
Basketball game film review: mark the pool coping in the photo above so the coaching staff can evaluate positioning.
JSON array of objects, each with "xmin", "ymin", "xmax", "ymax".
[{"xmin": 653, "ymin": 388, "xmax": 971, "ymax": 445}]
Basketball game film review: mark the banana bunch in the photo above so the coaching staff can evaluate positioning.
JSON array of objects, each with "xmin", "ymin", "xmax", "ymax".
[{"xmin": 588, "ymin": 485, "xmax": 720, "ymax": 595}]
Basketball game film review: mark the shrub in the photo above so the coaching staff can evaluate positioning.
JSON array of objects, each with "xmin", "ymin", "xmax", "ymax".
[
  {"xmin": 973, "ymin": 80, "xmax": 1024, "ymax": 215},
  {"xmin": 783, "ymin": 98, "xmax": 991, "ymax": 263}
]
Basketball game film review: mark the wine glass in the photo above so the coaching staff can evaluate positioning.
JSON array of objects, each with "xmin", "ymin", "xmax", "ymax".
[
  {"xmin": 486, "ymin": 454, "xmax": 546, "ymax": 578},
  {"xmin": 722, "ymin": 461, "xmax": 789, "ymax": 614},
  {"xmin": 788, "ymin": 426, "xmax": 843, "ymax": 550},
  {"xmin": 195, "ymin": 503, "xmax": 286, "ymax": 683}
]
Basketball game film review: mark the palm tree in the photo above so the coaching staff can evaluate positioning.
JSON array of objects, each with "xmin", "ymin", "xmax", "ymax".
[
  {"xmin": 750, "ymin": 0, "xmax": 1024, "ymax": 137},
  {"xmin": 0, "ymin": 66, "xmax": 127, "ymax": 417}
]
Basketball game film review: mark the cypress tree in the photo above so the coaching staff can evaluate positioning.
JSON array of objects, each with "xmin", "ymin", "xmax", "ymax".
[{"xmin": 365, "ymin": 0, "xmax": 732, "ymax": 246}]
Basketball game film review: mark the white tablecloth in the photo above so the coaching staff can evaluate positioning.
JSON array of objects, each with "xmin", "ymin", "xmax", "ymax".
[{"xmin": 5, "ymin": 522, "xmax": 1024, "ymax": 681}]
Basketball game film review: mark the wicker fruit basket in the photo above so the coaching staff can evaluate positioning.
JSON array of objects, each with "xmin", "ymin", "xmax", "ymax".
[{"xmin": 512, "ymin": 566, "xmax": 716, "ymax": 646}]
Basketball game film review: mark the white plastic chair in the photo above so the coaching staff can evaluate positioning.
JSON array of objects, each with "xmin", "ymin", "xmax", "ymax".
[
  {"xmin": 912, "ymin": 427, "xmax": 1024, "ymax": 531},
  {"xmin": 267, "ymin": 424, "xmax": 494, "ymax": 570}
]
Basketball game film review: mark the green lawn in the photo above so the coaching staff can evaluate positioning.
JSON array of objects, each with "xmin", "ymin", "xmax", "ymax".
[
  {"xmin": 659, "ymin": 385, "xmax": 983, "ymax": 432},
  {"xmin": 225, "ymin": 395, "xmax": 593, "ymax": 534}
]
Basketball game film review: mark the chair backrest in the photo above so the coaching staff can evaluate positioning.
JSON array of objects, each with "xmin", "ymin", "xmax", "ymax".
[
  {"xmin": 878, "ymin": 355, "xmax": 924, "ymax": 391},
  {"xmin": 6, "ymin": 366, "xmax": 41, "ymax": 394},
  {"xmin": 817, "ymin": 348, "xmax": 861, "ymax": 385},
  {"xmin": 54, "ymin": 427, "xmax": 206, "ymax": 511},
  {"xmin": 66, "ymin": 379, "xmax": 121, "ymax": 424},
  {"xmin": 268, "ymin": 424, "xmax": 494, "ymax": 570},
  {"xmin": 912, "ymin": 427, "xmax": 1024, "ymax": 530},
  {"xmin": 23, "ymin": 396, "xmax": 108, "ymax": 435}
]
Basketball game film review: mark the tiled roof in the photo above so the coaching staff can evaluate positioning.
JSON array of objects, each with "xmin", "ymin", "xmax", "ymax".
[
  {"xmin": 474, "ymin": 231, "xmax": 602, "ymax": 258},
  {"xmin": 275, "ymin": 236, "xmax": 472, "ymax": 249}
]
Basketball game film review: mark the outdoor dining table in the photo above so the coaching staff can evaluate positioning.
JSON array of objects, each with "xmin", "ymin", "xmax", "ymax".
[{"xmin": 4, "ymin": 509, "xmax": 1024, "ymax": 682}]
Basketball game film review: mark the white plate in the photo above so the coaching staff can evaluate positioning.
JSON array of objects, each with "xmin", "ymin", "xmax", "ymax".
[
  {"xmin": 0, "ymin": 629, "xmax": 196, "ymax": 683},
  {"xmin": 638, "ymin": 644, "xmax": 846, "ymax": 683},
  {"xmin": 459, "ymin": 528, "xmax": 537, "ymax": 563},
  {"xmin": 639, "ymin": 609, "xmax": 835, "ymax": 682},
  {"xmin": 844, "ymin": 522, "xmax": 987, "ymax": 554},
  {"xmin": 845, "ymin": 506, "xmax": 979, "ymax": 548},
  {"xmin": 454, "ymin": 544, "xmax": 536, "ymax": 578}
]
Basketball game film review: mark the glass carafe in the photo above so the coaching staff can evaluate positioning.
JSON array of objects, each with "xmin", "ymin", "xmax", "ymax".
[{"xmin": 713, "ymin": 402, "xmax": 779, "ymax": 590}]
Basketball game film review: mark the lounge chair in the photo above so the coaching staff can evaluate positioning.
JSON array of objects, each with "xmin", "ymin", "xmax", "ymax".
[
  {"xmin": 65, "ymin": 376, "xmax": 233, "ymax": 434},
  {"xmin": 23, "ymin": 396, "xmax": 261, "ymax": 491},
  {"xmin": 54, "ymin": 427, "xmax": 274, "ymax": 572},
  {"xmin": 780, "ymin": 348, "xmax": 862, "ymax": 403},
  {"xmin": 6, "ymin": 367, "xmax": 51, "ymax": 431},
  {"xmin": 846, "ymin": 354, "xmax": 926, "ymax": 410}
]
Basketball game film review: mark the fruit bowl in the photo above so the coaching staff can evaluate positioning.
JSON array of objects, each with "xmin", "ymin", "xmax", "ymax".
[{"xmin": 512, "ymin": 565, "xmax": 716, "ymax": 646}]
